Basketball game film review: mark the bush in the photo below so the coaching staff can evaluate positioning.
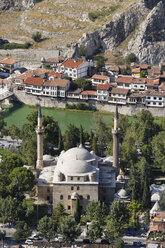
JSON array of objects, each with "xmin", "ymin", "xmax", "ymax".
[
  {"xmin": 125, "ymin": 53, "xmax": 137, "ymax": 65},
  {"xmin": 78, "ymin": 45, "xmax": 86, "ymax": 57},
  {"xmin": 0, "ymin": 42, "xmax": 31, "ymax": 50},
  {"xmin": 65, "ymin": 103, "xmax": 95, "ymax": 111},
  {"xmin": 88, "ymin": 5, "xmax": 120, "ymax": 22},
  {"xmin": 32, "ymin": 32, "xmax": 42, "ymax": 42}
]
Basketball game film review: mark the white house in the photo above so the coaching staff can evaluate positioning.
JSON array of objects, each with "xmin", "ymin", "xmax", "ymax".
[
  {"xmin": 24, "ymin": 77, "xmax": 44, "ymax": 95},
  {"xmin": 0, "ymin": 58, "xmax": 20, "ymax": 76},
  {"xmin": 91, "ymin": 74, "xmax": 110, "ymax": 85},
  {"xmin": 43, "ymin": 79, "xmax": 70, "ymax": 98},
  {"xmin": 60, "ymin": 58, "xmax": 93, "ymax": 79},
  {"xmin": 109, "ymin": 88, "xmax": 129, "ymax": 105},
  {"xmin": 131, "ymin": 78, "xmax": 146, "ymax": 92},
  {"xmin": 116, "ymin": 76, "xmax": 133, "ymax": 89},
  {"xmin": 145, "ymin": 90, "xmax": 165, "ymax": 107},
  {"xmin": 97, "ymin": 84, "xmax": 111, "ymax": 102},
  {"xmin": 80, "ymin": 90, "xmax": 97, "ymax": 100}
]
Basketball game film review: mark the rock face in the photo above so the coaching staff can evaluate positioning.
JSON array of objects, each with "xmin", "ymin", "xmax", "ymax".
[
  {"xmin": 0, "ymin": 0, "xmax": 40, "ymax": 10},
  {"xmin": 75, "ymin": 0, "xmax": 165, "ymax": 64}
]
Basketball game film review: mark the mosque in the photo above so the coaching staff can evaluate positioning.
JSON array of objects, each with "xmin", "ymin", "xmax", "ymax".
[{"xmin": 36, "ymin": 105, "xmax": 127, "ymax": 214}]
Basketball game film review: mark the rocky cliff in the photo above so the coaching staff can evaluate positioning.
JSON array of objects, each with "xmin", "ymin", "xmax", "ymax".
[
  {"xmin": 0, "ymin": 0, "xmax": 40, "ymax": 10},
  {"xmin": 73, "ymin": 0, "xmax": 165, "ymax": 64}
]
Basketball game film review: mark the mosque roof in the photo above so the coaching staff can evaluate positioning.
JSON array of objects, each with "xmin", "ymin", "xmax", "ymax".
[
  {"xmin": 59, "ymin": 146, "xmax": 96, "ymax": 161},
  {"xmin": 43, "ymin": 154, "xmax": 55, "ymax": 162},
  {"xmin": 118, "ymin": 189, "xmax": 129, "ymax": 198}
]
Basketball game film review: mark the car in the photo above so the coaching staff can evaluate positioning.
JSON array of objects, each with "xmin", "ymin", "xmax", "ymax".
[
  {"xmin": 25, "ymin": 239, "xmax": 33, "ymax": 245},
  {"xmin": 133, "ymin": 240, "xmax": 142, "ymax": 246},
  {"xmin": 101, "ymin": 239, "xmax": 110, "ymax": 244},
  {"xmin": 83, "ymin": 239, "xmax": 90, "ymax": 244}
]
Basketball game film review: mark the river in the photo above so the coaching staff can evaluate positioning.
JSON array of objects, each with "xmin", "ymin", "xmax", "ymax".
[{"xmin": 3, "ymin": 102, "xmax": 113, "ymax": 133}]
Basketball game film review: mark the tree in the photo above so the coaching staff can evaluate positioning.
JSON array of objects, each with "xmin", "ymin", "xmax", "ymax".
[
  {"xmin": 79, "ymin": 125, "xmax": 84, "ymax": 146},
  {"xmin": 8, "ymin": 125, "xmax": 21, "ymax": 140},
  {"xmin": 58, "ymin": 216, "xmax": 81, "ymax": 243},
  {"xmin": 74, "ymin": 78, "xmax": 92, "ymax": 90},
  {"xmin": 91, "ymin": 135, "xmax": 98, "ymax": 155},
  {"xmin": 52, "ymin": 203, "xmax": 67, "ymax": 225},
  {"xmin": 86, "ymin": 201, "xmax": 108, "ymax": 226},
  {"xmin": 88, "ymin": 220, "xmax": 102, "ymax": 243},
  {"xmin": 32, "ymin": 32, "xmax": 42, "ymax": 42},
  {"xmin": 115, "ymin": 238, "xmax": 124, "ymax": 248},
  {"xmin": 109, "ymin": 200, "xmax": 129, "ymax": 228},
  {"xmin": 38, "ymin": 216, "xmax": 56, "ymax": 241},
  {"xmin": 8, "ymin": 167, "xmax": 35, "ymax": 199},
  {"xmin": 21, "ymin": 134, "xmax": 37, "ymax": 167},
  {"xmin": 125, "ymin": 53, "xmax": 137, "ymax": 65},
  {"xmin": 13, "ymin": 221, "xmax": 31, "ymax": 242},
  {"xmin": 0, "ymin": 196, "xmax": 17, "ymax": 224},
  {"xmin": 43, "ymin": 115, "xmax": 60, "ymax": 147},
  {"xmin": 140, "ymin": 70, "xmax": 147, "ymax": 78},
  {"xmin": 64, "ymin": 124, "xmax": 80, "ymax": 150},
  {"xmin": 0, "ymin": 230, "xmax": 6, "ymax": 246},
  {"xmin": 152, "ymin": 131, "xmax": 165, "ymax": 171},
  {"xmin": 0, "ymin": 114, "xmax": 6, "ymax": 136},
  {"xmin": 128, "ymin": 166, "xmax": 141, "ymax": 201},
  {"xmin": 96, "ymin": 56, "xmax": 107, "ymax": 71},
  {"xmin": 78, "ymin": 45, "xmax": 86, "ymax": 57},
  {"xmin": 105, "ymin": 220, "xmax": 123, "ymax": 241},
  {"xmin": 159, "ymin": 190, "xmax": 165, "ymax": 210},
  {"xmin": 74, "ymin": 197, "xmax": 81, "ymax": 223},
  {"xmin": 58, "ymin": 130, "xmax": 64, "ymax": 154},
  {"xmin": 127, "ymin": 200, "xmax": 142, "ymax": 228}
]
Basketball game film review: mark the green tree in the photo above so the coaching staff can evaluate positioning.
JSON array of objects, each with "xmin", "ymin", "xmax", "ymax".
[
  {"xmin": 74, "ymin": 78, "xmax": 92, "ymax": 90},
  {"xmin": 8, "ymin": 167, "xmax": 35, "ymax": 199},
  {"xmin": 159, "ymin": 190, "xmax": 165, "ymax": 210},
  {"xmin": 8, "ymin": 125, "xmax": 21, "ymax": 140},
  {"xmin": 128, "ymin": 166, "xmax": 141, "ymax": 201},
  {"xmin": 13, "ymin": 221, "xmax": 31, "ymax": 242},
  {"xmin": 74, "ymin": 197, "xmax": 81, "ymax": 223},
  {"xmin": 88, "ymin": 220, "xmax": 102, "ymax": 243},
  {"xmin": 52, "ymin": 203, "xmax": 67, "ymax": 225},
  {"xmin": 0, "ymin": 196, "xmax": 18, "ymax": 224},
  {"xmin": 43, "ymin": 115, "xmax": 60, "ymax": 147},
  {"xmin": 0, "ymin": 114, "xmax": 6, "ymax": 135},
  {"xmin": 21, "ymin": 134, "xmax": 37, "ymax": 167},
  {"xmin": 105, "ymin": 220, "xmax": 122, "ymax": 241},
  {"xmin": 96, "ymin": 56, "xmax": 107, "ymax": 71},
  {"xmin": 152, "ymin": 131, "xmax": 165, "ymax": 171},
  {"xmin": 58, "ymin": 130, "xmax": 64, "ymax": 154},
  {"xmin": 140, "ymin": 70, "xmax": 147, "ymax": 78},
  {"xmin": 78, "ymin": 45, "xmax": 86, "ymax": 57},
  {"xmin": 109, "ymin": 200, "xmax": 129, "ymax": 228},
  {"xmin": 91, "ymin": 135, "xmax": 98, "ymax": 155},
  {"xmin": 0, "ymin": 230, "xmax": 6, "ymax": 246},
  {"xmin": 125, "ymin": 53, "xmax": 137, "ymax": 65},
  {"xmin": 64, "ymin": 124, "xmax": 80, "ymax": 150},
  {"xmin": 58, "ymin": 216, "xmax": 81, "ymax": 243},
  {"xmin": 79, "ymin": 125, "xmax": 84, "ymax": 146},
  {"xmin": 128, "ymin": 200, "xmax": 142, "ymax": 228},
  {"xmin": 32, "ymin": 32, "xmax": 42, "ymax": 42},
  {"xmin": 115, "ymin": 238, "xmax": 124, "ymax": 248},
  {"xmin": 86, "ymin": 201, "xmax": 108, "ymax": 226},
  {"xmin": 38, "ymin": 216, "xmax": 56, "ymax": 241}
]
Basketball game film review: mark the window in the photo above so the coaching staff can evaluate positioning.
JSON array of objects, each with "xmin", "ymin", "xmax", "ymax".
[
  {"xmin": 147, "ymin": 96, "xmax": 150, "ymax": 99},
  {"xmin": 47, "ymin": 188, "xmax": 50, "ymax": 193},
  {"xmin": 77, "ymin": 186, "xmax": 80, "ymax": 190},
  {"xmin": 80, "ymin": 206, "xmax": 83, "ymax": 210},
  {"xmin": 153, "ymin": 102, "xmax": 156, "ymax": 105},
  {"xmin": 154, "ymin": 97, "xmax": 156, "ymax": 100},
  {"xmin": 159, "ymin": 103, "xmax": 162, "ymax": 105},
  {"xmin": 77, "ymin": 177, "xmax": 80, "ymax": 181},
  {"xmin": 68, "ymin": 195, "xmax": 71, "ymax": 199},
  {"xmin": 47, "ymin": 196, "xmax": 50, "ymax": 201},
  {"xmin": 87, "ymin": 195, "xmax": 90, "ymax": 200},
  {"xmin": 80, "ymin": 195, "xmax": 83, "ymax": 200},
  {"xmin": 71, "ymin": 176, "xmax": 73, "ymax": 181},
  {"xmin": 159, "ymin": 97, "xmax": 162, "ymax": 100},
  {"xmin": 68, "ymin": 205, "xmax": 71, "ymax": 210},
  {"xmin": 71, "ymin": 186, "xmax": 74, "ymax": 190},
  {"xmin": 60, "ymin": 195, "xmax": 63, "ymax": 200}
]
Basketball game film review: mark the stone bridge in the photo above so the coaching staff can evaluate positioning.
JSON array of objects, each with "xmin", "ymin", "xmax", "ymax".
[{"xmin": 0, "ymin": 90, "xmax": 14, "ymax": 110}]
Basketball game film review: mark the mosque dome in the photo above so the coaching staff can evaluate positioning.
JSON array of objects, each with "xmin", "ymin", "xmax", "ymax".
[
  {"xmin": 71, "ymin": 192, "xmax": 79, "ymax": 200},
  {"xmin": 117, "ymin": 175, "xmax": 124, "ymax": 181},
  {"xmin": 59, "ymin": 159, "xmax": 95, "ymax": 176},
  {"xmin": 118, "ymin": 189, "xmax": 129, "ymax": 198},
  {"xmin": 151, "ymin": 192, "xmax": 161, "ymax": 202},
  {"xmin": 43, "ymin": 154, "xmax": 55, "ymax": 162},
  {"xmin": 59, "ymin": 146, "xmax": 95, "ymax": 161}
]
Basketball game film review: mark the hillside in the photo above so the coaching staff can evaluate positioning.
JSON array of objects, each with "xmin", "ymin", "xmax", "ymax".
[{"xmin": 0, "ymin": 0, "xmax": 165, "ymax": 64}]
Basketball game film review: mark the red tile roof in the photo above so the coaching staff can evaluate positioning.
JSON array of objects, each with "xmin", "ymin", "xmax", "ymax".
[
  {"xmin": 24, "ymin": 77, "xmax": 44, "ymax": 86},
  {"xmin": 140, "ymin": 64, "xmax": 148, "ymax": 70},
  {"xmin": 0, "ymin": 79, "xmax": 12, "ymax": 84},
  {"xmin": 116, "ymin": 76, "xmax": 134, "ymax": 84},
  {"xmin": 146, "ymin": 78, "xmax": 155, "ymax": 86},
  {"xmin": 47, "ymin": 71, "xmax": 64, "ymax": 78},
  {"xmin": 14, "ymin": 70, "xmax": 34, "ymax": 80},
  {"xmin": 44, "ymin": 79, "xmax": 69, "ymax": 87},
  {"xmin": 92, "ymin": 74, "xmax": 109, "ymax": 80},
  {"xmin": 132, "ymin": 78, "xmax": 146, "ymax": 84},
  {"xmin": 146, "ymin": 90, "xmax": 165, "ymax": 96},
  {"xmin": 62, "ymin": 58, "xmax": 85, "ymax": 68},
  {"xmin": 97, "ymin": 84, "xmax": 111, "ymax": 90},
  {"xmin": 132, "ymin": 67, "xmax": 140, "ymax": 73},
  {"xmin": 81, "ymin": 90, "xmax": 96, "ymax": 95},
  {"xmin": 108, "ymin": 66, "xmax": 119, "ymax": 72},
  {"xmin": 0, "ymin": 58, "xmax": 20, "ymax": 65},
  {"xmin": 111, "ymin": 88, "xmax": 129, "ymax": 95},
  {"xmin": 149, "ymin": 225, "xmax": 163, "ymax": 233}
]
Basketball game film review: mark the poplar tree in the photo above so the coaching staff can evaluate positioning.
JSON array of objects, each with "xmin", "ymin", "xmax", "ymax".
[{"xmin": 58, "ymin": 130, "xmax": 64, "ymax": 153}]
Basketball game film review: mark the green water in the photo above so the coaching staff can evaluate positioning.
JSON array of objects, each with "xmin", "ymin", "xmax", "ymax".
[{"xmin": 3, "ymin": 103, "xmax": 113, "ymax": 133}]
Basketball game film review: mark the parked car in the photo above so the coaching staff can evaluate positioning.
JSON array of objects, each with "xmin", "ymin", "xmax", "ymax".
[{"xmin": 25, "ymin": 239, "xmax": 33, "ymax": 245}]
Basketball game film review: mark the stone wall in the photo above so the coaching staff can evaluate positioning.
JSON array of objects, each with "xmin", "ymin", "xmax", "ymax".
[{"xmin": 13, "ymin": 90, "xmax": 165, "ymax": 117}]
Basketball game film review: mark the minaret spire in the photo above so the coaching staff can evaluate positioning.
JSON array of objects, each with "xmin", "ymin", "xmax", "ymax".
[
  {"xmin": 36, "ymin": 101, "xmax": 44, "ymax": 170},
  {"xmin": 112, "ymin": 105, "xmax": 120, "ymax": 173}
]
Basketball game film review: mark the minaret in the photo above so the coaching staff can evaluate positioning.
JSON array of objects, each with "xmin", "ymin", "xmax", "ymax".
[
  {"xmin": 36, "ymin": 104, "xmax": 44, "ymax": 169},
  {"xmin": 112, "ymin": 105, "xmax": 120, "ymax": 172}
]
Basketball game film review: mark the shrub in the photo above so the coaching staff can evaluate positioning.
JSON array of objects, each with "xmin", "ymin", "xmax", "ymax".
[
  {"xmin": 125, "ymin": 53, "xmax": 137, "ymax": 65},
  {"xmin": 88, "ymin": 5, "xmax": 120, "ymax": 22},
  {"xmin": 0, "ymin": 42, "xmax": 31, "ymax": 50},
  {"xmin": 32, "ymin": 32, "xmax": 42, "ymax": 42}
]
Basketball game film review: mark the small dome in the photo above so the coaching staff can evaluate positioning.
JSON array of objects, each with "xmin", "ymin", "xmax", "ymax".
[
  {"xmin": 59, "ymin": 159, "xmax": 96, "ymax": 176},
  {"xmin": 41, "ymin": 57, "xmax": 45, "ymax": 62},
  {"xmin": 43, "ymin": 154, "xmax": 55, "ymax": 162},
  {"xmin": 71, "ymin": 192, "xmax": 79, "ymax": 200},
  {"xmin": 118, "ymin": 189, "xmax": 128, "ymax": 198},
  {"xmin": 117, "ymin": 175, "xmax": 124, "ymax": 181},
  {"xmin": 151, "ymin": 193, "xmax": 161, "ymax": 202}
]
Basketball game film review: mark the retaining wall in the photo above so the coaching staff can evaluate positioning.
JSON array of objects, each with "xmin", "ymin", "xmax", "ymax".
[{"xmin": 13, "ymin": 90, "xmax": 165, "ymax": 117}]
